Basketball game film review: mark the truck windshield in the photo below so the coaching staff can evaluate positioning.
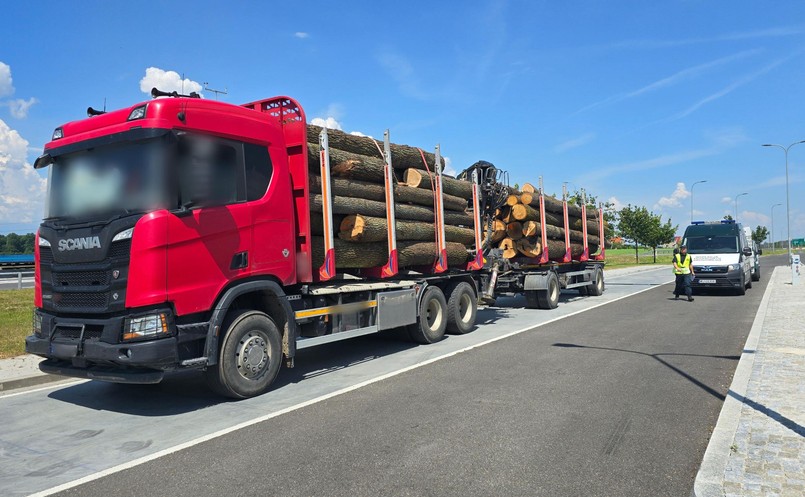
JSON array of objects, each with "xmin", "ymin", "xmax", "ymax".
[
  {"xmin": 685, "ymin": 236, "xmax": 738, "ymax": 254},
  {"xmin": 46, "ymin": 139, "xmax": 170, "ymax": 223}
]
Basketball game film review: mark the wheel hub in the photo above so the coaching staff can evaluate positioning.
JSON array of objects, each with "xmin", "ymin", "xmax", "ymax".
[{"xmin": 237, "ymin": 332, "xmax": 269, "ymax": 379}]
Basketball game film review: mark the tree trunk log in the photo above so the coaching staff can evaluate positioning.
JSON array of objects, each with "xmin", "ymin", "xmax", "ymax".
[
  {"xmin": 521, "ymin": 183, "xmax": 536, "ymax": 193},
  {"xmin": 520, "ymin": 192, "xmax": 598, "ymax": 219},
  {"xmin": 515, "ymin": 238, "xmax": 541, "ymax": 258},
  {"xmin": 311, "ymin": 237, "xmax": 468, "ymax": 268},
  {"xmin": 519, "ymin": 221, "xmax": 601, "ymax": 245},
  {"xmin": 309, "ymin": 175, "xmax": 467, "ymax": 212},
  {"xmin": 506, "ymin": 222, "xmax": 524, "ymax": 240},
  {"xmin": 307, "ymin": 125, "xmax": 445, "ymax": 170},
  {"xmin": 310, "ymin": 194, "xmax": 474, "ymax": 226},
  {"xmin": 309, "ymin": 213, "xmax": 345, "ymax": 236},
  {"xmin": 488, "ymin": 219, "xmax": 507, "ymax": 243},
  {"xmin": 507, "ymin": 204, "xmax": 599, "ymax": 235},
  {"xmin": 308, "ymin": 143, "xmax": 388, "ymax": 183},
  {"xmin": 338, "ymin": 215, "xmax": 475, "ymax": 244},
  {"xmin": 498, "ymin": 238, "xmax": 518, "ymax": 259},
  {"xmin": 403, "ymin": 168, "xmax": 474, "ymax": 199}
]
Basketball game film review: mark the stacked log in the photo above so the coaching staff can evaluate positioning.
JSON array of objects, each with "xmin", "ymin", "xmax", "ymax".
[
  {"xmin": 306, "ymin": 125, "xmax": 474, "ymax": 270},
  {"xmin": 490, "ymin": 182, "xmax": 601, "ymax": 260}
]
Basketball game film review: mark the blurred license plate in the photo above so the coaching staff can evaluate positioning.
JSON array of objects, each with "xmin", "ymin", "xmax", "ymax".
[{"xmin": 698, "ymin": 279, "xmax": 716, "ymax": 284}]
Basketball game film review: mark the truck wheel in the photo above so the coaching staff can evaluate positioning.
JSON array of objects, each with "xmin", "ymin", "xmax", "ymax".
[
  {"xmin": 588, "ymin": 268, "xmax": 605, "ymax": 296},
  {"xmin": 752, "ymin": 266, "xmax": 761, "ymax": 281},
  {"xmin": 537, "ymin": 273, "xmax": 560, "ymax": 309},
  {"xmin": 445, "ymin": 281, "xmax": 477, "ymax": 334},
  {"xmin": 205, "ymin": 310, "xmax": 282, "ymax": 399},
  {"xmin": 408, "ymin": 286, "xmax": 447, "ymax": 344},
  {"xmin": 577, "ymin": 285, "xmax": 589, "ymax": 296},
  {"xmin": 525, "ymin": 290, "xmax": 540, "ymax": 309}
]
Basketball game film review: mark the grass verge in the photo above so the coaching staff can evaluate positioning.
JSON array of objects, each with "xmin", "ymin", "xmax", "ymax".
[{"xmin": 0, "ymin": 289, "xmax": 34, "ymax": 359}]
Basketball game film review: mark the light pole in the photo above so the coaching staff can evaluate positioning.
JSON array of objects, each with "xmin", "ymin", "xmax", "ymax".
[
  {"xmin": 690, "ymin": 180, "xmax": 707, "ymax": 223},
  {"xmin": 771, "ymin": 203, "xmax": 782, "ymax": 253},
  {"xmin": 734, "ymin": 192, "xmax": 748, "ymax": 221},
  {"xmin": 763, "ymin": 140, "xmax": 805, "ymax": 264}
]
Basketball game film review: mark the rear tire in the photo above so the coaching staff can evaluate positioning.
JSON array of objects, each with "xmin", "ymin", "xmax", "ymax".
[
  {"xmin": 407, "ymin": 286, "xmax": 448, "ymax": 344},
  {"xmin": 588, "ymin": 268, "xmax": 605, "ymax": 296},
  {"xmin": 205, "ymin": 310, "xmax": 282, "ymax": 399},
  {"xmin": 445, "ymin": 281, "xmax": 477, "ymax": 335},
  {"xmin": 537, "ymin": 273, "xmax": 560, "ymax": 309},
  {"xmin": 751, "ymin": 266, "xmax": 760, "ymax": 281}
]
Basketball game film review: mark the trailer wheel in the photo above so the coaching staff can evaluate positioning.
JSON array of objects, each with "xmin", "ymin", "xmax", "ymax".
[
  {"xmin": 445, "ymin": 281, "xmax": 477, "ymax": 334},
  {"xmin": 525, "ymin": 290, "xmax": 540, "ymax": 309},
  {"xmin": 577, "ymin": 285, "xmax": 589, "ymax": 296},
  {"xmin": 205, "ymin": 310, "xmax": 282, "ymax": 399},
  {"xmin": 538, "ymin": 273, "xmax": 560, "ymax": 309},
  {"xmin": 588, "ymin": 268, "xmax": 605, "ymax": 296},
  {"xmin": 408, "ymin": 286, "xmax": 447, "ymax": 344}
]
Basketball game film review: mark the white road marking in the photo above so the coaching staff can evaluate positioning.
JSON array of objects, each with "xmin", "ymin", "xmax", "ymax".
[{"xmin": 30, "ymin": 279, "xmax": 670, "ymax": 497}]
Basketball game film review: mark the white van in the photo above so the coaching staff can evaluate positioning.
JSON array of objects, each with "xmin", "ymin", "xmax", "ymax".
[{"xmin": 682, "ymin": 220, "xmax": 755, "ymax": 295}]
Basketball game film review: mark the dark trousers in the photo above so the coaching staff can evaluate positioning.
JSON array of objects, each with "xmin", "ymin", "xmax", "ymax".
[{"xmin": 674, "ymin": 273, "xmax": 692, "ymax": 298}]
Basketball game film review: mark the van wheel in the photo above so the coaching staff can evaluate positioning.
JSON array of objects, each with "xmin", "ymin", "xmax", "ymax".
[
  {"xmin": 752, "ymin": 266, "xmax": 761, "ymax": 281},
  {"xmin": 205, "ymin": 310, "xmax": 282, "ymax": 399},
  {"xmin": 407, "ymin": 286, "xmax": 447, "ymax": 344},
  {"xmin": 445, "ymin": 282, "xmax": 477, "ymax": 334},
  {"xmin": 746, "ymin": 272, "xmax": 752, "ymax": 289},
  {"xmin": 736, "ymin": 275, "xmax": 746, "ymax": 296}
]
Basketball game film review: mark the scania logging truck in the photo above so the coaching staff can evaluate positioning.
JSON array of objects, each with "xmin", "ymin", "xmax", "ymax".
[{"xmin": 26, "ymin": 91, "xmax": 606, "ymax": 398}]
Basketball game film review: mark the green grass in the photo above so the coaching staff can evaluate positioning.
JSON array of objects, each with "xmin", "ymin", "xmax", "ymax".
[
  {"xmin": 0, "ymin": 289, "xmax": 34, "ymax": 359},
  {"xmin": 603, "ymin": 247, "xmax": 674, "ymax": 268}
]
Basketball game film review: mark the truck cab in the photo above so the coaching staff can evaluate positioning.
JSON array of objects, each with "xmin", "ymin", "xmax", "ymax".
[{"xmin": 682, "ymin": 220, "xmax": 754, "ymax": 295}]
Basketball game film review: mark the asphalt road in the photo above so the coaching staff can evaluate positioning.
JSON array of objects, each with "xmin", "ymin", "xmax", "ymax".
[{"xmin": 0, "ymin": 259, "xmax": 783, "ymax": 496}]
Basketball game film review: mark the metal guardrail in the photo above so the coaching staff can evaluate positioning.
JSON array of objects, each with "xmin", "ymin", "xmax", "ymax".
[{"xmin": 0, "ymin": 271, "xmax": 34, "ymax": 289}]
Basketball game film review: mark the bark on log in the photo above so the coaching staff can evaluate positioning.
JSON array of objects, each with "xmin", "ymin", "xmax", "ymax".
[
  {"xmin": 309, "ymin": 175, "xmax": 468, "ymax": 212},
  {"xmin": 311, "ymin": 237, "xmax": 468, "ymax": 269},
  {"xmin": 518, "ymin": 220, "xmax": 601, "ymax": 245},
  {"xmin": 307, "ymin": 143, "xmax": 388, "ymax": 183},
  {"xmin": 403, "ymin": 168, "xmax": 474, "ymax": 199},
  {"xmin": 310, "ymin": 194, "xmax": 474, "ymax": 225},
  {"xmin": 307, "ymin": 125, "xmax": 445, "ymax": 170},
  {"xmin": 338, "ymin": 215, "xmax": 475, "ymax": 244},
  {"xmin": 309, "ymin": 213, "xmax": 345, "ymax": 236},
  {"xmin": 520, "ymin": 192, "xmax": 598, "ymax": 219},
  {"xmin": 488, "ymin": 219, "xmax": 507, "ymax": 243},
  {"xmin": 507, "ymin": 204, "xmax": 599, "ymax": 235}
]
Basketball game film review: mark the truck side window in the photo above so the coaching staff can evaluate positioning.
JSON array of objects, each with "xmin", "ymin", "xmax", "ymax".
[
  {"xmin": 243, "ymin": 143, "xmax": 272, "ymax": 201},
  {"xmin": 178, "ymin": 136, "xmax": 245, "ymax": 208}
]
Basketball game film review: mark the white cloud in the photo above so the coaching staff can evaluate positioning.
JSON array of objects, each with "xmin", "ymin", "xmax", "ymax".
[
  {"xmin": 349, "ymin": 131, "xmax": 373, "ymax": 138},
  {"xmin": 139, "ymin": 67, "xmax": 203, "ymax": 96},
  {"xmin": 443, "ymin": 156, "xmax": 457, "ymax": 176},
  {"xmin": 0, "ymin": 62, "xmax": 13, "ymax": 97},
  {"xmin": 721, "ymin": 196, "xmax": 732, "ymax": 204},
  {"xmin": 310, "ymin": 116, "xmax": 342, "ymax": 130},
  {"xmin": 294, "ymin": 32, "xmax": 309, "ymax": 39},
  {"xmin": 0, "ymin": 119, "xmax": 47, "ymax": 225},
  {"xmin": 6, "ymin": 97, "xmax": 37, "ymax": 119},
  {"xmin": 739, "ymin": 210, "xmax": 770, "ymax": 227},
  {"xmin": 554, "ymin": 133, "xmax": 596, "ymax": 153},
  {"xmin": 608, "ymin": 196, "xmax": 625, "ymax": 210},
  {"xmin": 654, "ymin": 182, "xmax": 691, "ymax": 209}
]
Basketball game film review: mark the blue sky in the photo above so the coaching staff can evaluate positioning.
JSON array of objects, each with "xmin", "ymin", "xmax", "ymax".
[{"xmin": 1, "ymin": 1, "xmax": 805, "ymax": 241}]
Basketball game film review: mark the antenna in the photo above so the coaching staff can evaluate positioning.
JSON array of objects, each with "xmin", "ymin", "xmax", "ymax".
[{"xmin": 203, "ymin": 82, "xmax": 228, "ymax": 100}]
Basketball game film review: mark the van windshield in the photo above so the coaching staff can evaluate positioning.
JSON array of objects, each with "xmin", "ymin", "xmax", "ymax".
[{"xmin": 685, "ymin": 236, "xmax": 738, "ymax": 254}]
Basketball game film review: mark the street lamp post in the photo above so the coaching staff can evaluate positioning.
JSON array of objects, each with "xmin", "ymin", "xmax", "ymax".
[
  {"xmin": 690, "ymin": 180, "xmax": 707, "ymax": 223},
  {"xmin": 734, "ymin": 192, "xmax": 748, "ymax": 221},
  {"xmin": 763, "ymin": 140, "xmax": 805, "ymax": 265},
  {"xmin": 771, "ymin": 203, "xmax": 782, "ymax": 253}
]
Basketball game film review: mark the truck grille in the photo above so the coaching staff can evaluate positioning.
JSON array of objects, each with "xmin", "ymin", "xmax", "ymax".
[
  {"xmin": 54, "ymin": 270, "xmax": 109, "ymax": 287},
  {"xmin": 39, "ymin": 247, "xmax": 54, "ymax": 264},
  {"xmin": 693, "ymin": 266, "xmax": 729, "ymax": 274},
  {"xmin": 53, "ymin": 326, "xmax": 104, "ymax": 340},
  {"xmin": 54, "ymin": 292, "xmax": 109, "ymax": 310},
  {"xmin": 109, "ymin": 240, "xmax": 131, "ymax": 258}
]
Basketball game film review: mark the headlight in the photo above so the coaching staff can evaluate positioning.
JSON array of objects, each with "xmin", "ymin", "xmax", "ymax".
[
  {"xmin": 123, "ymin": 313, "xmax": 170, "ymax": 341},
  {"xmin": 112, "ymin": 228, "xmax": 134, "ymax": 242},
  {"xmin": 38, "ymin": 237, "xmax": 51, "ymax": 247},
  {"xmin": 728, "ymin": 264, "xmax": 740, "ymax": 271}
]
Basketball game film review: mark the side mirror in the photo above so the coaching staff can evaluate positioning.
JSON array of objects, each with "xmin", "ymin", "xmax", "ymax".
[
  {"xmin": 742, "ymin": 247, "xmax": 753, "ymax": 257},
  {"xmin": 757, "ymin": 248, "xmax": 763, "ymax": 255}
]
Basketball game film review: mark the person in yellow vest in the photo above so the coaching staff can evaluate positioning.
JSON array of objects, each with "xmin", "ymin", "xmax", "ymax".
[{"xmin": 673, "ymin": 245, "xmax": 695, "ymax": 301}]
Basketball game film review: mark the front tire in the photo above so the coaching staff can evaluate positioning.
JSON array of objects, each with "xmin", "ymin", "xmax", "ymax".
[
  {"xmin": 751, "ymin": 266, "xmax": 761, "ymax": 281},
  {"xmin": 736, "ymin": 274, "xmax": 746, "ymax": 296},
  {"xmin": 205, "ymin": 310, "xmax": 282, "ymax": 399},
  {"xmin": 407, "ymin": 286, "xmax": 448, "ymax": 344}
]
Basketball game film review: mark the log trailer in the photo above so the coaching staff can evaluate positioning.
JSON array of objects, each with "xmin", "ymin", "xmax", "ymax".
[{"xmin": 25, "ymin": 92, "xmax": 606, "ymax": 398}]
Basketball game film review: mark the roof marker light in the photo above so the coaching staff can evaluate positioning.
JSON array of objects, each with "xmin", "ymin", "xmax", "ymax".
[
  {"xmin": 127, "ymin": 105, "xmax": 147, "ymax": 121},
  {"xmin": 52, "ymin": 128, "xmax": 63, "ymax": 140}
]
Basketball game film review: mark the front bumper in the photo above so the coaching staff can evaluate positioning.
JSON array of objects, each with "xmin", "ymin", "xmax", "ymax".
[
  {"xmin": 691, "ymin": 269, "xmax": 743, "ymax": 289},
  {"xmin": 25, "ymin": 308, "xmax": 179, "ymax": 375}
]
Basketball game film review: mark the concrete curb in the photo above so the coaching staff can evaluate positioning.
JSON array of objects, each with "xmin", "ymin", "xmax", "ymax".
[
  {"xmin": 691, "ymin": 266, "xmax": 780, "ymax": 496},
  {"xmin": 0, "ymin": 370, "xmax": 62, "ymax": 393}
]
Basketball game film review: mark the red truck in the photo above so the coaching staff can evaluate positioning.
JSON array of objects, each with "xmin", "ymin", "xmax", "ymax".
[{"xmin": 26, "ymin": 91, "xmax": 606, "ymax": 398}]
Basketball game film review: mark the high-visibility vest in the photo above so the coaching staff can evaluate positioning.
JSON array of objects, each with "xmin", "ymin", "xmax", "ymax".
[{"xmin": 674, "ymin": 253, "xmax": 692, "ymax": 275}]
